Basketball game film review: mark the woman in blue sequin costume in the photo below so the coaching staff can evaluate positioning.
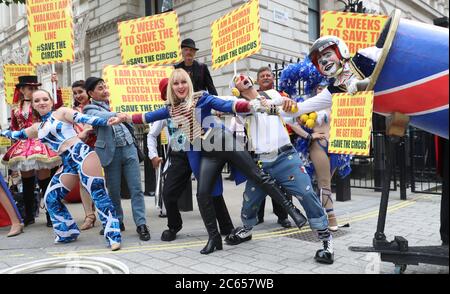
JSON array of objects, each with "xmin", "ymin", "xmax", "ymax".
[{"xmin": 1, "ymin": 89, "xmax": 123, "ymax": 251}]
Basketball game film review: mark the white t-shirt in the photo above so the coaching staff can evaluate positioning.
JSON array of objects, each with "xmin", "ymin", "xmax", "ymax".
[{"xmin": 236, "ymin": 90, "xmax": 291, "ymax": 154}]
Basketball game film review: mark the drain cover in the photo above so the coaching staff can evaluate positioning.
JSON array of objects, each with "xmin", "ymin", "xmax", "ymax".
[{"xmin": 274, "ymin": 228, "xmax": 349, "ymax": 242}]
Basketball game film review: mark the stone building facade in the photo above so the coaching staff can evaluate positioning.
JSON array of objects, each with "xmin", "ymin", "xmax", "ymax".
[{"xmin": 0, "ymin": 0, "xmax": 448, "ymax": 128}]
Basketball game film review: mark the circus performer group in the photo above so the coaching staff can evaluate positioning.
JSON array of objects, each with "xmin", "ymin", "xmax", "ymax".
[
  {"xmin": 2, "ymin": 29, "xmax": 432, "ymax": 265},
  {"xmin": 2, "ymin": 35, "xmax": 362, "ymax": 263}
]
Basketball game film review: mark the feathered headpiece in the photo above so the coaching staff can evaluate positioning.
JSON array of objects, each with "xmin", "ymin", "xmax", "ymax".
[{"xmin": 279, "ymin": 56, "xmax": 328, "ymax": 97}]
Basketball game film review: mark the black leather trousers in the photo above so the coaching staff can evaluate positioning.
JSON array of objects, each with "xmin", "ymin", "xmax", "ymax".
[{"xmin": 197, "ymin": 128, "xmax": 305, "ymax": 239}]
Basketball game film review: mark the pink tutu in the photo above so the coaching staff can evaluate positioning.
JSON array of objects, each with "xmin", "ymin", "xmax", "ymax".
[{"xmin": 2, "ymin": 138, "xmax": 61, "ymax": 171}]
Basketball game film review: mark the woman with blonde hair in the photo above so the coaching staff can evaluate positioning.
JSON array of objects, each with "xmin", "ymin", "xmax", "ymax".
[
  {"xmin": 129, "ymin": 68, "xmax": 308, "ymax": 254},
  {"xmin": 147, "ymin": 77, "xmax": 234, "ymax": 242}
]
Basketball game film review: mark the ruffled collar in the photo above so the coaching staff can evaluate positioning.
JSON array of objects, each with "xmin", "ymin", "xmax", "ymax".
[{"xmin": 334, "ymin": 63, "xmax": 353, "ymax": 87}]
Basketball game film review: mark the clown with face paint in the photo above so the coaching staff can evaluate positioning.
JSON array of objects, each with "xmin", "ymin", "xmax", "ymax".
[
  {"xmin": 225, "ymin": 73, "xmax": 335, "ymax": 264},
  {"xmin": 282, "ymin": 35, "xmax": 381, "ymax": 116}
]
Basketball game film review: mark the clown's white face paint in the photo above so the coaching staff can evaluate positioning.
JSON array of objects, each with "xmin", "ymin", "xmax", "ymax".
[{"xmin": 317, "ymin": 48, "xmax": 342, "ymax": 77}]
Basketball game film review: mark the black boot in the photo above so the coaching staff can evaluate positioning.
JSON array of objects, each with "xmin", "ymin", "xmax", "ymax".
[
  {"xmin": 161, "ymin": 227, "xmax": 181, "ymax": 241},
  {"xmin": 197, "ymin": 194, "xmax": 223, "ymax": 255},
  {"xmin": 256, "ymin": 171, "xmax": 308, "ymax": 229},
  {"xmin": 38, "ymin": 177, "xmax": 51, "ymax": 198},
  {"xmin": 22, "ymin": 176, "xmax": 36, "ymax": 226},
  {"xmin": 38, "ymin": 178, "xmax": 52, "ymax": 228},
  {"xmin": 213, "ymin": 195, "xmax": 234, "ymax": 235},
  {"xmin": 45, "ymin": 211, "xmax": 53, "ymax": 227},
  {"xmin": 201, "ymin": 234, "xmax": 223, "ymax": 254},
  {"xmin": 257, "ymin": 198, "xmax": 266, "ymax": 224},
  {"xmin": 315, "ymin": 239, "xmax": 334, "ymax": 264}
]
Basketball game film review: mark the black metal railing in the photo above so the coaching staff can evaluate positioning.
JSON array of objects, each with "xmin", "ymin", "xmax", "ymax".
[
  {"xmin": 134, "ymin": 124, "xmax": 147, "ymax": 153},
  {"xmin": 269, "ymin": 58, "xmax": 305, "ymax": 96},
  {"xmin": 409, "ymin": 128, "xmax": 442, "ymax": 194},
  {"xmin": 348, "ymin": 131, "xmax": 397, "ymax": 192}
]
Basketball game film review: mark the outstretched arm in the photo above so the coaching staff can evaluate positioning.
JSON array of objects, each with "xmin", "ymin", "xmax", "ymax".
[
  {"xmin": 83, "ymin": 105, "xmax": 118, "ymax": 120},
  {"xmin": 61, "ymin": 107, "xmax": 117, "ymax": 126},
  {"xmin": 1, "ymin": 124, "xmax": 38, "ymax": 140},
  {"xmin": 282, "ymin": 88, "xmax": 333, "ymax": 117},
  {"xmin": 198, "ymin": 92, "xmax": 257, "ymax": 114},
  {"xmin": 131, "ymin": 107, "xmax": 171, "ymax": 124}
]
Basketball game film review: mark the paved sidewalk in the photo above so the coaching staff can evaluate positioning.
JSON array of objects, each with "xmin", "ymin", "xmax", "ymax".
[{"xmin": 0, "ymin": 177, "xmax": 448, "ymax": 274}]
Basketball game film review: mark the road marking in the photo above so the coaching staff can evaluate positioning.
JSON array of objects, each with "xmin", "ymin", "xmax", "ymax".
[
  {"xmin": 48, "ymin": 195, "xmax": 428, "ymax": 257},
  {"xmin": 0, "ymin": 254, "xmax": 24, "ymax": 259}
]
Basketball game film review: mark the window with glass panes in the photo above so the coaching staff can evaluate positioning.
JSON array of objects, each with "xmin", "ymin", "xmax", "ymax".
[
  {"xmin": 145, "ymin": 0, "xmax": 173, "ymax": 16},
  {"xmin": 308, "ymin": 0, "xmax": 320, "ymax": 41}
]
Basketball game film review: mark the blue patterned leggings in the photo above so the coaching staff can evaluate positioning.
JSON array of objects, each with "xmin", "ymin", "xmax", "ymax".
[{"xmin": 44, "ymin": 142, "xmax": 121, "ymax": 246}]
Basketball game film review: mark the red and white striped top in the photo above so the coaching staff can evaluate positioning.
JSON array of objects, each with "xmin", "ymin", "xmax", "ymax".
[{"xmin": 169, "ymin": 93, "xmax": 203, "ymax": 143}]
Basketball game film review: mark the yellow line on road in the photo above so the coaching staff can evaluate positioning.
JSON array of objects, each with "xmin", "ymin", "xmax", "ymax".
[
  {"xmin": 49, "ymin": 195, "xmax": 428, "ymax": 257},
  {"xmin": 0, "ymin": 253, "xmax": 25, "ymax": 262}
]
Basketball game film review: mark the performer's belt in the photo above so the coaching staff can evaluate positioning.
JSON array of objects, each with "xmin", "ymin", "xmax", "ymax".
[{"xmin": 254, "ymin": 144, "xmax": 294, "ymax": 159}]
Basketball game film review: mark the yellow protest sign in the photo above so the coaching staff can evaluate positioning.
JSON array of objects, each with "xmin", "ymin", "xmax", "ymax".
[
  {"xmin": 103, "ymin": 65, "xmax": 174, "ymax": 114},
  {"xmin": 118, "ymin": 11, "xmax": 182, "ymax": 66},
  {"xmin": 320, "ymin": 11, "xmax": 388, "ymax": 55},
  {"xmin": 329, "ymin": 91, "xmax": 374, "ymax": 156},
  {"xmin": 211, "ymin": 0, "xmax": 261, "ymax": 70},
  {"xmin": 60, "ymin": 87, "xmax": 73, "ymax": 108},
  {"xmin": 27, "ymin": 0, "xmax": 74, "ymax": 65},
  {"xmin": 3, "ymin": 65, "xmax": 36, "ymax": 105},
  {"xmin": 0, "ymin": 137, "xmax": 11, "ymax": 147}
]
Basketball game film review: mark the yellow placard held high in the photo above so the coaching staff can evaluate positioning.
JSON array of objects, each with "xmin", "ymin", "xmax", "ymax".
[
  {"xmin": 329, "ymin": 91, "xmax": 374, "ymax": 156},
  {"xmin": 103, "ymin": 65, "xmax": 174, "ymax": 114},
  {"xmin": 3, "ymin": 65, "xmax": 36, "ymax": 105},
  {"xmin": 118, "ymin": 12, "xmax": 182, "ymax": 66},
  {"xmin": 60, "ymin": 87, "xmax": 73, "ymax": 108},
  {"xmin": 27, "ymin": 0, "xmax": 74, "ymax": 65},
  {"xmin": 320, "ymin": 11, "xmax": 388, "ymax": 55},
  {"xmin": 211, "ymin": 0, "xmax": 261, "ymax": 70}
]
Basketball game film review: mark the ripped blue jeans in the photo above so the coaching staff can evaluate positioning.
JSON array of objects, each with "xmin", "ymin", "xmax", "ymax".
[{"xmin": 241, "ymin": 147, "xmax": 328, "ymax": 230}]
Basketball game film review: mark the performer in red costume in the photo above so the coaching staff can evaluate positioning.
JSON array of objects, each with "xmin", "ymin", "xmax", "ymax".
[{"xmin": 1, "ymin": 75, "xmax": 62, "ymax": 227}]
